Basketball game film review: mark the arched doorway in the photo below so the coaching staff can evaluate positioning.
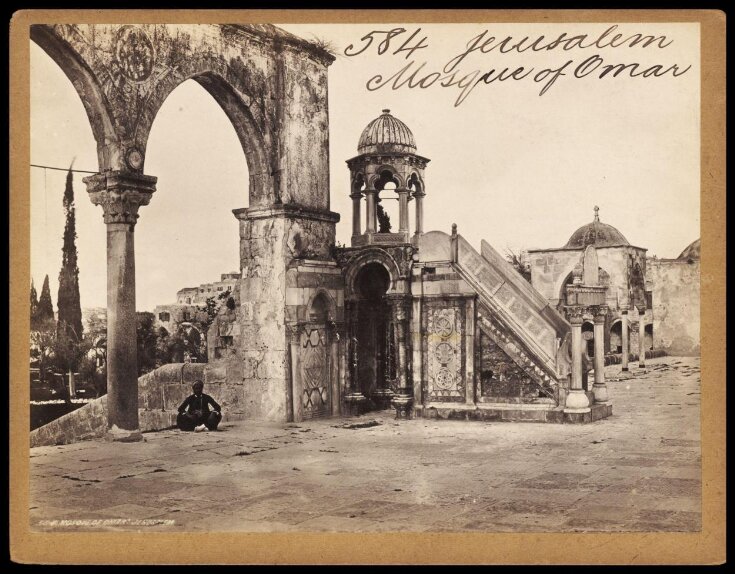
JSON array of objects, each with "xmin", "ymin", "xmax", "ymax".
[
  {"xmin": 610, "ymin": 320, "xmax": 624, "ymax": 353},
  {"xmin": 582, "ymin": 321, "xmax": 595, "ymax": 358},
  {"xmin": 353, "ymin": 262, "xmax": 395, "ymax": 409},
  {"xmin": 644, "ymin": 323, "xmax": 654, "ymax": 351}
]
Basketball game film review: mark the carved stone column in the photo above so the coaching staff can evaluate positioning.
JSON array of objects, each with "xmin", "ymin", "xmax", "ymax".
[
  {"xmin": 413, "ymin": 190, "xmax": 425, "ymax": 236},
  {"xmin": 365, "ymin": 190, "xmax": 377, "ymax": 235},
  {"xmin": 388, "ymin": 295, "xmax": 412, "ymax": 419},
  {"xmin": 620, "ymin": 305, "xmax": 629, "ymax": 371},
  {"xmin": 343, "ymin": 300, "xmax": 366, "ymax": 415},
  {"xmin": 84, "ymin": 170, "xmax": 156, "ymax": 441},
  {"xmin": 287, "ymin": 322, "xmax": 303, "ymax": 422},
  {"xmin": 565, "ymin": 309, "xmax": 590, "ymax": 414},
  {"xmin": 397, "ymin": 189, "xmax": 410, "ymax": 235},
  {"xmin": 592, "ymin": 307, "xmax": 609, "ymax": 403},
  {"xmin": 329, "ymin": 320, "xmax": 344, "ymax": 416},
  {"xmin": 350, "ymin": 191, "xmax": 362, "ymax": 239},
  {"xmin": 638, "ymin": 308, "xmax": 647, "ymax": 368}
]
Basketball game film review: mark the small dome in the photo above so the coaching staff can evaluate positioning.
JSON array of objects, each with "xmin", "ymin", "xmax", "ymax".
[
  {"xmin": 564, "ymin": 207, "xmax": 630, "ymax": 249},
  {"xmin": 357, "ymin": 109, "xmax": 416, "ymax": 154},
  {"xmin": 677, "ymin": 238, "xmax": 700, "ymax": 261}
]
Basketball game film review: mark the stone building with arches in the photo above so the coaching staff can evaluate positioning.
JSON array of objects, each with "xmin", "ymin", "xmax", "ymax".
[
  {"xmin": 30, "ymin": 24, "xmax": 639, "ymax": 446},
  {"xmin": 526, "ymin": 209, "xmax": 700, "ymax": 365}
]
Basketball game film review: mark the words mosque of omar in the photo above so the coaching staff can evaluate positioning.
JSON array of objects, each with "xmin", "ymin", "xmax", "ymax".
[{"xmin": 29, "ymin": 24, "xmax": 699, "ymax": 445}]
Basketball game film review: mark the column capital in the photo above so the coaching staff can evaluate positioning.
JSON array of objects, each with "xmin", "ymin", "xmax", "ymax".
[
  {"xmin": 386, "ymin": 293, "xmax": 411, "ymax": 312},
  {"xmin": 593, "ymin": 306, "xmax": 608, "ymax": 323},
  {"xmin": 349, "ymin": 191, "xmax": 363, "ymax": 200},
  {"xmin": 567, "ymin": 308, "xmax": 584, "ymax": 325},
  {"xmin": 286, "ymin": 322, "xmax": 304, "ymax": 344},
  {"xmin": 84, "ymin": 171, "xmax": 157, "ymax": 225},
  {"xmin": 412, "ymin": 189, "xmax": 426, "ymax": 198}
]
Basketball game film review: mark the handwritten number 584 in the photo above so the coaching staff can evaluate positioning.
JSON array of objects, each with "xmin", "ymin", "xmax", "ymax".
[{"xmin": 344, "ymin": 28, "xmax": 429, "ymax": 58}]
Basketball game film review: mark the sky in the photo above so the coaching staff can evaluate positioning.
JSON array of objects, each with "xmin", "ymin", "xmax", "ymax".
[{"xmin": 30, "ymin": 22, "xmax": 700, "ymax": 312}]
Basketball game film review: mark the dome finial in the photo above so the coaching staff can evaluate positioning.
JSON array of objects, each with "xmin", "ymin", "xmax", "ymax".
[
  {"xmin": 594, "ymin": 205, "xmax": 600, "ymax": 222},
  {"xmin": 382, "ymin": 108, "xmax": 390, "ymax": 114}
]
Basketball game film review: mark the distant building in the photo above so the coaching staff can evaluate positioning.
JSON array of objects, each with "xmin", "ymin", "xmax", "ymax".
[
  {"xmin": 154, "ymin": 272, "xmax": 240, "ymax": 335},
  {"xmin": 527, "ymin": 209, "xmax": 699, "ymax": 358}
]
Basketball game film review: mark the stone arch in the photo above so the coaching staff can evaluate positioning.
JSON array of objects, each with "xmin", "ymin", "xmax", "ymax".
[
  {"xmin": 407, "ymin": 171, "xmax": 424, "ymax": 193},
  {"xmin": 630, "ymin": 261, "xmax": 646, "ymax": 312},
  {"xmin": 134, "ymin": 68, "xmax": 272, "ymax": 204},
  {"xmin": 351, "ymin": 172, "xmax": 367, "ymax": 198},
  {"xmin": 368, "ymin": 167, "xmax": 404, "ymax": 190},
  {"xmin": 306, "ymin": 289, "xmax": 336, "ymax": 323},
  {"xmin": 30, "ymin": 25, "xmax": 122, "ymax": 171},
  {"xmin": 609, "ymin": 319, "xmax": 627, "ymax": 353},
  {"xmin": 582, "ymin": 320, "xmax": 595, "ymax": 358},
  {"xmin": 344, "ymin": 249, "xmax": 403, "ymax": 300},
  {"xmin": 644, "ymin": 322, "xmax": 654, "ymax": 350},
  {"xmin": 557, "ymin": 269, "xmax": 576, "ymax": 303}
]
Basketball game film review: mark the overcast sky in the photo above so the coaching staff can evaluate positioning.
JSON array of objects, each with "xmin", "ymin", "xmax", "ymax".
[{"xmin": 30, "ymin": 22, "xmax": 700, "ymax": 312}]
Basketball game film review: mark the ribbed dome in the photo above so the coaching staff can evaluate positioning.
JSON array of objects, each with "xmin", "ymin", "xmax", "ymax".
[
  {"xmin": 677, "ymin": 238, "xmax": 700, "ymax": 261},
  {"xmin": 357, "ymin": 109, "xmax": 416, "ymax": 154},
  {"xmin": 564, "ymin": 207, "xmax": 630, "ymax": 249}
]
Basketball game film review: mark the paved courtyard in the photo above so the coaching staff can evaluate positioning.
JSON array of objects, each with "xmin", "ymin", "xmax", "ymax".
[{"xmin": 29, "ymin": 356, "xmax": 701, "ymax": 533}]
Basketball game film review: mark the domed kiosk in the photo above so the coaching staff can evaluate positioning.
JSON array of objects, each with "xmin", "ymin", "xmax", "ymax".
[
  {"xmin": 335, "ymin": 110, "xmax": 600, "ymax": 423},
  {"xmin": 564, "ymin": 207, "xmax": 630, "ymax": 249},
  {"xmin": 346, "ymin": 109, "xmax": 429, "ymax": 247}
]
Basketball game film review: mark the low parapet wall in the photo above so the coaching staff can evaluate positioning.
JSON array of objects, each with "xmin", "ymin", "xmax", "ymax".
[{"xmin": 30, "ymin": 360, "xmax": 247, "ymax": 447}]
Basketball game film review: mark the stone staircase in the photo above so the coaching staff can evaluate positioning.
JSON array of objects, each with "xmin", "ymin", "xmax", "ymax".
[{"xmin": 453, "ymin": 234, "xmax": 571, "ymax": 389}]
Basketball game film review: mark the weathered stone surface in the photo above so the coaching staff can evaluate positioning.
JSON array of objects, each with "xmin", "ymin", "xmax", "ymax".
[
  {"xmin": 32, "ymin": 24, "xmax": 333, "ymax": 209},
  {"xmin": 30, "ymin": 361, "xmax": 247, "ymax": 447},
  {"xmin": 647, "ymin": 259, "xmax": 700, "ymax": 356},
  {"xmin": 29, "ymin": 357, "xmax": 700, "ymax": 534}
]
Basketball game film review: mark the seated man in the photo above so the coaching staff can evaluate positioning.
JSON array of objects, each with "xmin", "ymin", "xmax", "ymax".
[{"xmin": 177, "ymin": 380, "xmax": 222, "ymax": 432}]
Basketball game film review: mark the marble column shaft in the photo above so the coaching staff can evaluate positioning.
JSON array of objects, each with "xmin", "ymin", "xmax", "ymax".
[
  {"xmin": 593, "ymin": 310, "xmax": 609, "ymax": 403},
  {"xmin": 84, "ymin": 171, "xmax": 156, "ymax": 439},
  {"xmin": 638, "ymin": 309, "xmax": 647, "ymax": 367},
  {"xmin": 621, "ymin": 308, "xmax": 629, "ymax": 371}
]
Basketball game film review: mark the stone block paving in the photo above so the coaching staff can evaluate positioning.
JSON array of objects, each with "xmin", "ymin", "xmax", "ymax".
[{"xmin": 29, "ymin": 357, "xmax": 701, "ymax": 533}]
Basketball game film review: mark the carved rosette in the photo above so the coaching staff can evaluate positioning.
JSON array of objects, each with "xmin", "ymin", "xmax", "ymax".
[{"xmin": 84, "ymin": 171, "xmax": 157, "ymax": 225}]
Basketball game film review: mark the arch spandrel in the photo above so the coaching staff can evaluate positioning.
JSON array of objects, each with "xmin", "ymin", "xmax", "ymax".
[
  {"xmin": 30, "ymin": 25, "xmax": 122, "ymax": 171},
  {"xmin": 31, "ymin": 23, "xmax": 333, "ymax": 209}
]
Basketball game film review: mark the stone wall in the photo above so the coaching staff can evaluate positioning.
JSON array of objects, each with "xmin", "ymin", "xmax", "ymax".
[
  {"xmin": 30, "ymin": 361, "xmax": 247, "ymax": 447},
  {"xmin": 647, "ymin": 259, "xmax": 700, "ymax": 355},
  {"xmin": 235, "ymin": 206, "xmax": 340, "ymax": 423},
  {"xmin": 527, "ymin": 245, "xmax": 647, "ymax": 310},
  {"xmin": 478, "ymin": 331, "xmax": 546, "ymax": 403}
]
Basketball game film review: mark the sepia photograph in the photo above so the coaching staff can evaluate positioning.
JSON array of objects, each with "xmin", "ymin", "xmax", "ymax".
[{"xmin": 10, "ymin": 10, "xmax": 725, "ymax": 565}]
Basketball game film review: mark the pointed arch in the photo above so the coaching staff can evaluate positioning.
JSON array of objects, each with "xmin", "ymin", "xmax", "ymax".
[
  {"xmin": 30, "ymin": 25, "xmax": 122, "ymax": 171},
  {"xmin": 135, "ymin": 68, "xmax": 273, "ymax": 206}
]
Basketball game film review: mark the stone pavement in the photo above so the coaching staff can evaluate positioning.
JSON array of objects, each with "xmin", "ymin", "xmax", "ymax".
[{"xmin": 29, "ymin": 356, "xmax": 701, "ymax": 533}]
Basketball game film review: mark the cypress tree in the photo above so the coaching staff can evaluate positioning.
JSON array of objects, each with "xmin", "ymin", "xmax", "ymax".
[
  {"xmin": 30, "ymin": 279, "xmax": 39, "ymax": 330},
  {"xmin": 36, "ymin": 274, "xmax": 55, "ymax": 327},
  {"xmin": 57, "ymin": 167, "xmax": 83, "ymax": 341}
]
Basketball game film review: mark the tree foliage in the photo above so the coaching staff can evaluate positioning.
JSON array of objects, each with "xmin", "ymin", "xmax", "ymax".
[
  {"xmin": 30, "ymin": 279, "xmax": 38, "ymax": 328},
  {"xmin": 136, "ymin": 311, "xmax": 158, "ymax": 375},
  {"xmin": 36, "ymin": 275, "xmax": 55, "ymax": 327},
  {"xmin": 376, "ymin": 202, "xmax": 392, "ymax": 233},
  {"xmin": 57, "ymin": 166, "xmax": 83, "ymax": 343},
  {"xmin": 30, "ymin": 325, "xmax": 55, "ymax": 385},
  {"xmin": 505, "ymin": 248, "xmax": 532, "ymax": 283}
]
